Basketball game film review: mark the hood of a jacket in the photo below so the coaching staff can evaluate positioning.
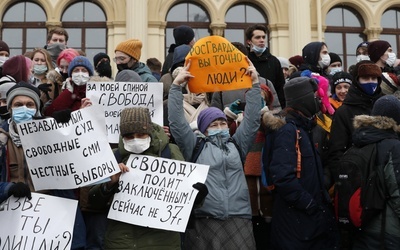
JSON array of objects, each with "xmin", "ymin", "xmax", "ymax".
[{"xmin": 302, "ymin": 42, "xmax": 324, "ymax": 66}]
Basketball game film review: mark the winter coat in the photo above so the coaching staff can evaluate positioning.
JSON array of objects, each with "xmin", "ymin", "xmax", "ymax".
[
  {"xmin": 168, "ymin": 82, "xmax": 260, "ymax": 219},
  {"xmin": 351, "ymin": 115, "xmax": 400, "ymax": 249},
  {"xmin": 262, "ymin": 110, "xmax": 338, "ymax": 249},
  {"xmin": 248, "ymin": 48, "xmax": 286, "ymax": 107},
  {"xmin": 44, "ymin": 82, "xmax": 86, "ymax": 116},
  {"xmin": 89, "ymin": 123, "xmax": 183, "ymax": 250},
  {"xmin": 299, "ymin": 41, "xmax": 327, "ymax": 76},
  {"xmin": 0, "ymin": 182, "xmax": 12, "ymax": 203},
  {"xmin": 327, "ymin": 81, "xmax": 383, "ymax": 183},
  {"xmin": 126, "ymin": 61, "xmax": 158, "ymax": 83}
]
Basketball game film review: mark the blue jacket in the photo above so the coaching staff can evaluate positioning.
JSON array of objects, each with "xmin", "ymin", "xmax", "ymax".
[
  {"xmin": 262, "ymin": 111, "xmax": 338, "ymax": 249},
  {"xmin": 168, "ymin": 82, "xmax": 261, "ymax": 220}
]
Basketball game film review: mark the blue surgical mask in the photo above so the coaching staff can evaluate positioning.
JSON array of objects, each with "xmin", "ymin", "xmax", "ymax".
[
  {"xmin": 207, "ymin": 128, "xmax": 230, "ymax": 138},
  {"xmin": 33, "ymin": 64, "xmax": 48, "ymax": 75},
  {"xmin": 329, "ymin": 67, "xmax": 343, "ymax": 76},
  {"xmin": 360, "ymin": 82, "xmax": 378, "ymax": 95},
  {"xmin": 251, "ymin": 43, "xmax": 266, "ymax": 54},
  {"xmin": 12, "ymin": 106, "xmax": 36, "ymax": 124}
]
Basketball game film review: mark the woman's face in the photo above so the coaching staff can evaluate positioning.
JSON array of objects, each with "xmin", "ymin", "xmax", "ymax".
[
  {"xmin": 204, "ymin": 118, "xmax": 228, "ymax": 136},
  {"xmin": 59, "ymin": 58, "xmax": 69, "ymax": 74},
  {"xmin": 32, "ymin": 52, "xmax": 46, "ymax": 65},
  {"xmin": 335, "ymin": 83, "xmax": 350, "ymax": 102}
]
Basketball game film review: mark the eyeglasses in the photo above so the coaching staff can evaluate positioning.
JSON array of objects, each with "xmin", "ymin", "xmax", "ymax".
[{"xmin": 113, "ymin": 56, "xmax": 130, "ymax": 63}]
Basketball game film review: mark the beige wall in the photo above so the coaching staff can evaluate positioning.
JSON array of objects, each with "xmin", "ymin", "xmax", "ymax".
[{"xmin": 0, "ymin": 0, "xmax": 398, "ymax": 63}]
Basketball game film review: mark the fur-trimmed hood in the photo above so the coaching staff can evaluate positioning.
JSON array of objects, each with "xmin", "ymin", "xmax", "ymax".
[
  {"xmin": 262, "ymin": 110, "xmax": 286, "ymax": 132},
  {"xmin": 353, "ymin": 114, "xmax": 400, "ymax": 133}
]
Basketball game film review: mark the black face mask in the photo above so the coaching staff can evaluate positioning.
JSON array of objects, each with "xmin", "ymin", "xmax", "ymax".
[
  {"xmin": 117, "ymin": 63, "xmax": 130, "ymax": 72},
  {"xmin": 97, "ymin": 61, "xmax": 112, "ymax": 78},
  {"xmin": 0, "ymin": 106, "xmax": 10, "ymax": 120},
  {"xmin": 60, "ymin": 72, "xmax": 69, "ymax": 81}
]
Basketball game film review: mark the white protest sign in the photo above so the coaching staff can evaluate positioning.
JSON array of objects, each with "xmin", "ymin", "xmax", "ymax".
[
  {"xmin": 86, "ymin": 81, "xmax": 163, "ymax": 143},
  {"xmin": 0, "ymin": 193, "xmax": 77, "ymax": 250},
  {"xmin": 108, "ymin": 154, "xmax": 209, "ymax": 232},
  {"xmin": 17, "ymin": 105, "xmax": 120, "ymax": 190}
]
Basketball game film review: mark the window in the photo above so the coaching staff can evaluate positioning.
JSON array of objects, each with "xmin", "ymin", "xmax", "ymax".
[
  {"xmin": 381, "ymin": 8, "xmax": 400, "ymax": 57},
  {"xmin": 165, "ymin": 2, "xmax": 211, "ymax": 56},
  {"xmin": 1, "ymin": 2, "xmax": 47, "ymax": 55},
  {"xmin": 325, "ymin": 6, "xmax": 366, "ymax": 71},
  {"xmin": 62, "ymin": 1, "xmax": 107, "ymax": 63},
  {"xmin": 225, "ymin": 4, "xmax": 268, "ymax": 47}
]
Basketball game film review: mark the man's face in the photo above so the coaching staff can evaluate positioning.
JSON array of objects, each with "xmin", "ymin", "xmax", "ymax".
[
  {"xmin": 319, "ymin": 45, "xmax": 329, "ymax": 60},
  {"xmin": 248, "ymin": 30, "xmax": 266, "ymax": 48},
  {"xmin": 48, "ymin": 34, "xmax": 67, "ymax": 45},
  {"xmin": 114, "ymin": 51, "xmax": 135, "ymax": 68},
  {"xmin": 11, "ymin": 96, "xmax": 36, "ymax": 110}
]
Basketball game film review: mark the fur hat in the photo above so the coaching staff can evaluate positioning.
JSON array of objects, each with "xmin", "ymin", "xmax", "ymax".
[
  {"xmin": 368, "ymin": 40, "xmax": 391, "ymax": 63},
  {"xmin": 371, "ymin": 95, "xmax": 400, "ymax": 125},
  {"xmin": 119, "ymin": 107, "xmax": 152, "ymax": 137},
  {"xmin": 68, "ymin": 56, "xmax": 94, "ymax": 77},
  {"xmin": 284, "ymin": 76, "xmax": 319, "ymax": 117},
  {"xmin": 381, "ymin": 72, "xmax": 400, "ymax": 95},
  {"xmin": 197, "ymin": 107, "xmax": 227, "ymax": 134},
  {"xmin": 115, "ymin": 39, "xmax": 142, "ymax": 61},
  {"xmin": 0, "ymin": 40, "xmax": 10, "ymax": 54},
  {"xmin": 357, "ymin": 63, "xmax": 382, "ymax": 79},
  {"xmin": 173, "ymin": 25, "xmax": 195, "ymax": 46},
  {"xmin": 7, "ymin": 82, "xmax": 41, "ymax": 114}
]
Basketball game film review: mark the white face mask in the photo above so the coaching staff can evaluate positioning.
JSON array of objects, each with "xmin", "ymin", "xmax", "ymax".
[
  {"xmin": 0, "ymin": 56, "xmax": 9, "ymax": 67},
  {"xmin": 356, "ymin": 55, "xmax": 370, "ymax": 63},
  {"xmin": 123, "ymin": 137, "xmax": 151, "ymax": 154},
  {"xmin": 71, "ymin": 72, "xmax": 90, "ymax": 86},
  {"xmin": 318, "ymin": 54, "xmax": 331, "ymax": 68},
  {"xmin": 386, "ymin": 52, "xmax": 397, "ymax": 67}
]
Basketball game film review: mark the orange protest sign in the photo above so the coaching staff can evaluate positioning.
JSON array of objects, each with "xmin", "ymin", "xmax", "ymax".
[{"xmin": 185, "ymin": 36, "xmax": 252, "ymax": 93}]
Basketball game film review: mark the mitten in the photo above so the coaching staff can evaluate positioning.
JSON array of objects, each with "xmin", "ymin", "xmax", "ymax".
[
  {"xmin": 8, "ymin": 182, "xmax": 32, "ymax": 200},
  {"xmin": 52, "ymin": 109, "xmax": 72, "ymax": 123},
  {"xmin": 192, "ymin": 182, "xmax": 208, "ymax": 206}
]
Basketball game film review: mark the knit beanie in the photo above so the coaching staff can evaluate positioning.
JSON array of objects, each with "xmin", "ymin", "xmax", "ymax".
[
  {"xmin": 0, "ymin": 40, "xmax": 10, "ymax": 54},
  {"xmin": 277, "ymin": 57, "xmax": 289, "ymax": 69},
  {"xmin": 119, "ymin": 107, "xmax": 152, "ymax": 137},
  {"xmin": 68, "ymin": 56, "xmax": 94, "ymax": 77},
  {"xmin": 173, "ymin": 25, "xmax": 195, "ymax": 46},
  {"xmin": 0, "ymin": 82, "xmax": 16, "ymax": 100},
  {"xmin": 331, "ymin": 71, "xmax": 353, "ymax": 89},
  {"xmin": 171, "ymin": 44, "xmax": 191, "ymax": 73},
  {"xmin": 197, "ymin": 107, "xmax": 227, "ymax": 134},
  {"xmin": 289, "ymin": 55, "xmax": 304, "ymax": 70},
  {"xmin": 115, "ymin": 69, "xmax": 142, "ymax": 82},
  {"xmin": 6, "ymin": 82, "xmax": 41, "ymax": 114},
  {"xmin": 381, "ymin": 72, "xmax": 400, "ymax": 95},
  {"xmin": 329, "ymin": 52, "xmax": 342, "ymax": 65},
  {"xmin": 368, "ymin": 40, "xmax": 391, "ymax": 63},
  {"xmin": 93, "ymin": 52, "xmax": 110, "ymax": 67},
  {"xmin": 371, "ymin": 95, "xmax": 400, "ymax": 125},
  {"xmin": 115, "ymin": 39, "xmax": 142, "ymax": 61},
  {"xmin": 284, "ymin": 76, "xmax": 319, "ymax": 117}
]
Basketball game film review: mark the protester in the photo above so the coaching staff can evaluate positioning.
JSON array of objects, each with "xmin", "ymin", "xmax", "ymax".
[
  {"xmin": 114, "ymin": 39, "xmax": 157, "ymax": 82},
  {"xmin": 262, "ymin": 76, "xmax": 338, "ymax": 249},
  {"xmin": 93, "ymin": 52, "xmax": 112, "ymax": 78},
  {"xmin": 30, "ymin": 48, "xmax": 54, "ymax": 86},
  {"xmin": 368, "ymin": 40, "xmax": 397, "ymax": 73},
  {"xmin": 1, "ymin": 55, "xmax": 32, "ymax": 84},
  {"xmin": 325, "ymin": 52, "xmax": 343, "ymax": 76},
  {"xmin": 168, "ymin": 58, "xmax": 260, "ymax": 249},
  {"xmin": 351, "ymin": 95, "xmax": 400, "ymax": 249},
  {"xmin": 380, "ymin": 72, "xmax": 400, "ymax": 95},
  {"xmin": 300, "ymin": 41, "xmax": 330, "ymax": 76},
  {"xmin": 356, "ymin": 41, "xmax": 370, "ymax": 63},
  {"xmin": 146, "ymin": 57, "xmax": 162, "ymax": 81},
  {"xmin": 0, "ymin": 40, "xmax": 10, "ymax": 77},
  {"xmin": 56, "ymin": 48, "xmax": 80, "ymax": 81},
  {"xmin": 89, "ymin": 107, "xmax": 197, "ymax": 249}
]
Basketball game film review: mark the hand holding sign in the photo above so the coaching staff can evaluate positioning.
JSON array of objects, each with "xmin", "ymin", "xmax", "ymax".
[
  {"xmin": 245, "ymin": 57, "xmax": 260, "ymax": 83},
  {"xmin": 185, "ymin": 36, "xmax": 253, "ymax": 93},
  {"xmin": 172, "ymin": 60, "xmax": 194, "ymax": 86}
]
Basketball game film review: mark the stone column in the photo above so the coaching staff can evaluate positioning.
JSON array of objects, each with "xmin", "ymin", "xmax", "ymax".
[
  {"xmin": 126, "ymin": 0, "xmax": 149, "ymax": 60},
  {"xmin": 288, "ymin": 0, "xmax": 312, "ymax": 55}
]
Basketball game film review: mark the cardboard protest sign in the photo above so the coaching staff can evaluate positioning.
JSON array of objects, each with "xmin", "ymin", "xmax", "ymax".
[
  {"xmin": 185, "ymin": 35, "xmax": 252, "ymax": 93},
  {"xmin": 0, "ymin": 193, "xmax": 77, "ymax": 250},
  {"xmin": 108, "ymin": 154, "xmax": 209, "ymax": 232},
  {"xmin": 17, "ymin": 105, "xmax": 120, "ymax": 190},
  {"xmin": 86, "ymin": 82, "xmax": 163, "ymax": 143}
]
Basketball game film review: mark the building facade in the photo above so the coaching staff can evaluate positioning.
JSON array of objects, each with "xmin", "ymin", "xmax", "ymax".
[{"xmin": 0, "ymin": 0, "xmax": 399, "ymax": 72}]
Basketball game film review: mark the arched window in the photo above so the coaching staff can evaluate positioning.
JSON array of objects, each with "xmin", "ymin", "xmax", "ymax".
[
  {"xmin": 225, "ymin": 4, "xmax": 268, "ymax": 47},
  {"xmin": 325, "ymin": 6, "xmax": 366, "ymax": 71},
  {"xmin": 62, "ymin": 1, "xmax": 107, "ymax": 62},
  {"xmin": 165, "ymin": 2, "xmax": 211, "ymax": 57},
  {"xmin": 1, "ymin": 2, "xmax": 47, "ymax": 55},
  {"xmin": 381, "ymin": 8, "xmax": 400, "ymax": 57}
]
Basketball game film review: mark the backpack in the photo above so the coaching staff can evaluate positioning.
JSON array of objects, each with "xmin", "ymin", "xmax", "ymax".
[
  {"xmin": 190, "ymin": 137, "xmax": 243, "ymax": 164},
  {"xmin": 334, "ymin": 143, "xmax": 386, "ymax": 229}
]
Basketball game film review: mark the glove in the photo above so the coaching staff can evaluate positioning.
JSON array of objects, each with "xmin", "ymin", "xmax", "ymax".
[
  {"xmin": 52, "ymin": 109, "xmax": 72, "ymax": 123},
  {"xmin": 8, "ymin": 182, "xmax": 32, "ymax": 200},
  {"xmin": 192, "ymin": 182, "xmax": 208, "ymax": 206},
  {"xmin": 38, "ymin": 83, "xmax": 52, "ymax": 93}
]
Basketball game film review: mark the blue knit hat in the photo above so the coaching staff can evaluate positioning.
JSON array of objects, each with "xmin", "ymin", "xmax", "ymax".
[
  {"xmin": 68, "ymin": 56, "xmax": 94, "ymax": 77},
  {"xmin": 197, "ymin": 107, "xmax": 227, "ymax": 134}
]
